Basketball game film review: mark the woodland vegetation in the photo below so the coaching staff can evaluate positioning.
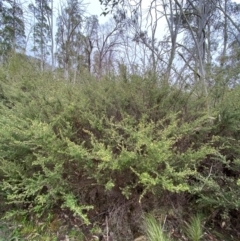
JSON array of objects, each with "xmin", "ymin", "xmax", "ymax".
[{"xmin": 1, "ymin": 0, "xmax": 240, "ymax": 240}]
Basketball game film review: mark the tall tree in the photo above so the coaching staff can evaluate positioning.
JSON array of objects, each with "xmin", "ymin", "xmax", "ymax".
[
  {"xmin": 81, "ymin": 15, "xmax": 99, "ymax": 73},
  {"xmin": 162, "ymin": 0, "xmax": 182, "ymax": 83},
  {"xmin": 173, "ymin": 0, "xmax": 217, "ymax": 96},
  {"xmin": 214, "ymin": 0, "xmax": 240, "ymax": 89},
  {"xmin": 50, "ymin": 0, "xmax": 54, "ymax": 70},
  {"xmin": 55, "ymin": 0, "xmax": 86, "ymax": 80},
  {"xmin": 29, "ymin": 0, "xmax": 52, "ymax": 71},
  {"xmin": 0, "ymin": 0, "xmax": 25, "ymax": 60},
  {"xmin": 93, "ymin": 19, "xmax": 123, "ymax": 79}
]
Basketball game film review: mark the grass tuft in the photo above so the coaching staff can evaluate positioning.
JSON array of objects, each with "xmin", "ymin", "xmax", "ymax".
[
  {"xmin": 184, "ymin": 214, "xmax": 204, "ymax": 241},
  {"xmin": 143, "ymin": 214, "xmax": 172, "ymax": 241}
]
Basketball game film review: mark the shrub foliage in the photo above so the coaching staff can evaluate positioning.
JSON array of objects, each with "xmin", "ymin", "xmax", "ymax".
[{"xmin": 1, "ymin": 54, "xmax": 240, "ymax": 239}]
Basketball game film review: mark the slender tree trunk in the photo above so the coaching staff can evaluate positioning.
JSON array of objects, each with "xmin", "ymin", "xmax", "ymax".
[
  {"xmin": 175, "ymin": 0, "xmax": 209, "ymax": 112},
  {"xmin": 51, "ymin": 0, "xmax": 54, "ymax": 71},
  {"xmin": 163, "ymin": 0, "xmax": 181, "ymax": 83},
  {"xmin": 13, "ymin": 0, "xmax": 16, "ymax": 51},
  {"xmin": 221, "ymin": 0, "xmax": 228, "ymax": 67},
  {"xmin": 40, "ymin": 0, "xmax": 44, "ymax": 71},
  {"xmin": 64, "ymin": 62, "xmax": 69, "ymax": 80}
]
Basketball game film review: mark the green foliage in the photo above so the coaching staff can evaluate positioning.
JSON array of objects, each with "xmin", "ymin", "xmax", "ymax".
[
  {"xmin": 143, "ymin": 214, "xmax": 172, "ymax": 241},
  {"xmin": 184, "ymin": 214, "xmax": 204, "ymax": 241},
  {"xmin": 28, "ymin": 0, "xmax": 52, "ymax": 61},
  {"xmin": 0, "ymin": 56, "xmax": 92, "ymax": 224},
  {"xmin": 61, "ymin": 193, "xmax": 93, "ymax": 225},
  {"xmin": 0, "ymin": 0, "xmax": 25, "ymax": 57},
  {"xmin": 191, "ymin": 85, "xmax": 240, "ymax": 215},
  {"xmin": 1, "ymin": 54, "xmax": 240, "ymax": 239},
  {"xmin": 0, "ymin": 214, "xmax": 85, "ymax": 241},
  {"xmin": 0, "ymin": 221, "xmax": 21, "ymax": 241}
]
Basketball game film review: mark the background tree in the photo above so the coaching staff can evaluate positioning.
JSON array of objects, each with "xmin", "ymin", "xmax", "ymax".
[
  {"xmin": 29, "ymin": 0, "xmax": 52, "ymax": 71},
  {"xmin": 93, "ymin": 19, "xmax": 123, "ymax": 79},
  {"xmin": 55, "ymin": 0, "xmax": 86, "ymax": 80},
  {"xmin": 50, "ymin": 0, "xmax": 54, "ymax": 70},
  {"xmin": 172, "ymin": 0, "xmax": 217, "ymax": 100},
  {"xmin": 81, "ymin": 15, "xmax": 99, "ymax": 73},
  {"xmin": 0, "ymin": 0, "xmax": 25, "ymax": 60}
]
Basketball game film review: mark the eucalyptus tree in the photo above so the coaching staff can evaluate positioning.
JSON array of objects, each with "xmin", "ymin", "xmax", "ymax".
[
  {"xmin": 0, "ymin": 0, "xmax": 25, "ymax": 60},
  {"xmin": 172, "ymin": 0, "xmax": 218, "ymax": 97},
  {"xmin": 93, "ymin": 18, "xmax": 124, "ymax": 79},
  {"xmin": 217, "ymin": 0, "xmax": 240, "ymax": 63},
  {"xmin": 50, "ymin": 0, "xmax": 54, "ymax": 70},
  {"xmin": 81, "ymin": 15, "xmax": 99, "ymax": 73},
  {"xmin": 99, "ymin": 0, "xmax": 240, "ymax": 87},
  {"xmin": 29, "ymin": 0, "xmax": 52, "ymax": 71},
  {"xmin": 55, "ymin": 0, "xmax": 86, "ymax": 80},
  {"xmin": 214, "ymin": 0, "xmax": 240, "ymax": 88},
  {"xmin": 161, "ymin": 0, "xmax": 183, "ymax": 83},
  {"xmin": 100, "ymin": 0, "xmax": 186, "ymax": 83}
]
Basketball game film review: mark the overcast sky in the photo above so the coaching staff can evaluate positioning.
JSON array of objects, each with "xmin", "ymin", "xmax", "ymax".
[
  {"xmin": 25, "ymin": 0, "xmax": 240, "ymax": 26},
  {"xmin": 54, "ymin": 0, "xmax": 110, "ymax": 24},
  {"xmin": 87, "ymin": 0, "xmax": 107, "ymax": 21}
]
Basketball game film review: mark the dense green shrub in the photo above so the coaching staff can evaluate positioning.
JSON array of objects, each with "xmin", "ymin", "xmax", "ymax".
[{"xmin": 1, "ymin": 54, "xmax": 240, "ymax": 239}]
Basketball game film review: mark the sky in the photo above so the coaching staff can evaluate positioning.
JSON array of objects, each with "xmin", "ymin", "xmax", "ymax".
[
  {"xmin": 87, "ymin": 0, "xmax": 107, "ymax": 22},
  {"xmin": 53, "ymin": 0, "xmax": 110, "ymax": 24}
]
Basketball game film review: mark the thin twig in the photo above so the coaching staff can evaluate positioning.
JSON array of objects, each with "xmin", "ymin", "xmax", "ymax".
[{"xmin": 162, "ymin": 215, "xmax": 167, "ymax": 231}]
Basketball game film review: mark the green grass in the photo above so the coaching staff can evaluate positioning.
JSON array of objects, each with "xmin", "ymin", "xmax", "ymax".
[
  {"xmin": 0, "ymin": 221, "xmax": 22, "ymax": 241},
  {"xmin": 143, "ymin": 214, "xmax": 172, "ymax": 241},
  {"xmin": 184, "ymin": 214, "xmax": 204, "ymax": 241}
]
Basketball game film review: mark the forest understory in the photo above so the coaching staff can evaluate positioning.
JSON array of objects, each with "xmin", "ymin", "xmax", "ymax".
[
  {"xmin": 0, "ymin": 53, "xmax": 240, "ymax": 241},
  {"xmin": 1, "ymin": 0, "xmax": 240, "ymax": 239}
]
